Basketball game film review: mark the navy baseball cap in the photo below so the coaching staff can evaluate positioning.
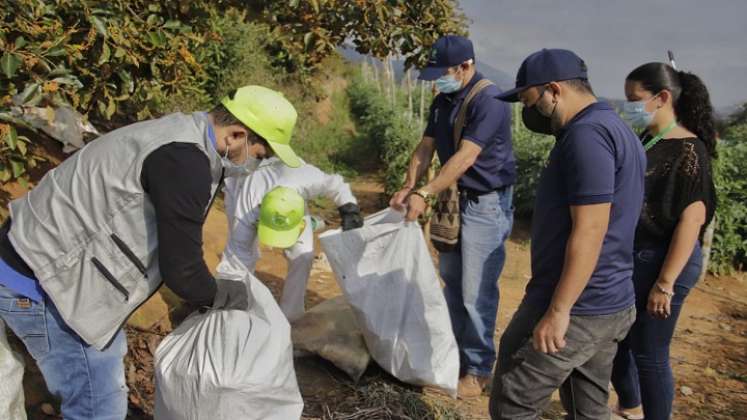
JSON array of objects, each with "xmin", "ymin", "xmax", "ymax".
[
  {"xmin": 497, "ymin": 49, "xmax": 588, "ymax": 102},
  {"xmin": 418, "ymin": 35, "xmax": 475, "ymax": 81}
]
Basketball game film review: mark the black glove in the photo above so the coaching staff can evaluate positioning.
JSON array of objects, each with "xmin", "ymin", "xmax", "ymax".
[
  {"xmin": 338, "ymin": 203, "xmax": 363, "ymax": 231},
  {"xmin": 212, "ymin": 277, "xmax": 250, "ymax": 311}
]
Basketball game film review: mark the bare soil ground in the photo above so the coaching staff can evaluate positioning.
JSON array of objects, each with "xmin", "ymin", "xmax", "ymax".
[{"xmin": 4, "ymin": 174, "xmax": 746, "ymax": 420}]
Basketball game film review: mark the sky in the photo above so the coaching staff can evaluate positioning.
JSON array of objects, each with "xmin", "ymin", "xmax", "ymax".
[{"xmin": 458, "ymin": 0, "xmax": 747, "ymax": 111}]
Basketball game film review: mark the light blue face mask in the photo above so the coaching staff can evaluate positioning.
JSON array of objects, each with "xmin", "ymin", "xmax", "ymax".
[
  {"xmin": 221, "ymin": 140, "xmax": 260, "ymax": 177},
  {"xmin": 435, "ymin": 73, "xmax": 463, "ymax": 94},
  {"xmin": 621, "ymin": 97, "xmax": 657, "ymax": 130},
  {"xmin": 208, "ymin": 120, "xmax": 260, "ymax": 177}
]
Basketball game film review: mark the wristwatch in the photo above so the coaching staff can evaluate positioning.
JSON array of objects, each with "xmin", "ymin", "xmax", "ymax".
[{"xmin": 411, "ymin": 189, "xmax": 435, "ymax": 205}]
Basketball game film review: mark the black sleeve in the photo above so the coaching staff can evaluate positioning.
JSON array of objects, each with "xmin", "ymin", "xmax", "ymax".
[
  {"xmin": 141, "ymin": 143, "xmax": 217, "ymax": 306},
  {"xmin": 676, "ymin": 140, "xmax": 716, "ymax": 222}
]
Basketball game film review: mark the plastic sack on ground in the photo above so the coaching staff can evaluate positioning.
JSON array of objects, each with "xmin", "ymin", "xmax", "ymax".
[
  {"xmin": 291, "ymin": 295, "xmax": 371, "ymax": 382},
  {"xmin": 0, "ymin": 321, "xmax": 26, "ymax": 420},
  {"xmin": 154, "ymin": 264, "xmax": 303, "ymax": 420},
  {"xmin": 319, "ymin": 208, "xmax": 459, "ymax": 396}
]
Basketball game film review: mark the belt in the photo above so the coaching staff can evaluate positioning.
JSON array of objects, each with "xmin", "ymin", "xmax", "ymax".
[{"xmin": 459, "ymin": 185, "xmax": 508, "ymax": 200}]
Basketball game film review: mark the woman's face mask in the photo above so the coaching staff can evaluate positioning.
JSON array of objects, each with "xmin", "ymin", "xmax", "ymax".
[
  {"xmin": 621, "ymin": 95, "xmax": 659, "ymax": 130},
  {"xmin": 522, "ymin": 86, "xmax": 556, "ymax": 135}
]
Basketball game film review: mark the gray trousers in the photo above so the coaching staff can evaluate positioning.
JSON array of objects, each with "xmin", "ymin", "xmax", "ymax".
[{"xmin": 489, "ymin": 300, "xmax": 635, "ymax": 420}]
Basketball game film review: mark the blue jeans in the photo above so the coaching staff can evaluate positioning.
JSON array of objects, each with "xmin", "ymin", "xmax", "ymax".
[
  {"xmin": 0, "ymin": 283, "xmax": 128, "ymax": 420},
  {"xmin": 440, "ymin": 187, "xmax": 513, "ymax": 377},
  {"xmin": 611, "ymin": 243, "xmax": 702, "ymax": 420}
]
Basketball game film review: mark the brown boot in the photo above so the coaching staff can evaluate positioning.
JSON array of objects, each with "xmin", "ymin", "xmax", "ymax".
[{"xmin": 457, "ymin": 374, "xmax": 489, "ymax": 399}]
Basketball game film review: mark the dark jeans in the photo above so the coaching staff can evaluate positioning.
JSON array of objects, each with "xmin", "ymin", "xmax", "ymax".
[
  {"xmin": 489, "ymin": 300, "xmax": 635, "ymax": 420},
  {"xmin": 611, "ymin": 243, "xmax": 702, "ymax": 420}
]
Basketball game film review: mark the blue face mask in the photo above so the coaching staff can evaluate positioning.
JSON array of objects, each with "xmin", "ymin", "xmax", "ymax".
[
  {"xmin": 435, "ymin": 73, "xmax": 463, "ymax": 94},
  {"xmin": 621, "ymin": 97, "xmax": 657, "ymax": 130}
]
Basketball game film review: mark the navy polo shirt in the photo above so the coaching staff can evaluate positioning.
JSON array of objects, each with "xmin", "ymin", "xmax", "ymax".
[
  {"xmin": 526, "ymin": 101, "xmax": 646, "ymax": 315},
  {"xmin": 424, "ymin": 72, "xmax": 516, "ymax": 192}
]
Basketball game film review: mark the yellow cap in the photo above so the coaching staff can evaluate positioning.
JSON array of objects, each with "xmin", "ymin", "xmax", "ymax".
[
  {"xmin": 258, "ymin": 186, "xmax": 305, "ymax": 248},
  {"xmin": 221, "ymin": 85, "xmax": 301, "ymax": 168}
]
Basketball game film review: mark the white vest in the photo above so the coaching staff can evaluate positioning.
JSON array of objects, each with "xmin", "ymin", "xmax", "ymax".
[{"xmin": 8, "ymin": 112, "xmax": 223, "ymax": 350}]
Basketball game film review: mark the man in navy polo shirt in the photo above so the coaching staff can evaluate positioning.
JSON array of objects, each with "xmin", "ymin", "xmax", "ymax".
[
  {"xmin": 390, "ymin": 35, "xmax": 515, "ymax": 398},
  {"xmin": 488, "ymin": 49, "xmax": 646, "ymax": 419}
]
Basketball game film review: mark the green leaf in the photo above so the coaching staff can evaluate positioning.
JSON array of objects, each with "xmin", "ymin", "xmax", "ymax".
[
  {"xmin": 52, "ymin": 76, "xmax": 83, "ymax": 89},
  {"xmin": 90, "ymin": 16, "xmax": 108, "ymax": 37},
  {"xmin": 163, "ymin": 20, "xmax": 181, "ymax": 30},
  {"xmin": 146, "ymin": 14, "xmax": 159, "ymax": 26},
  {"xmin": 289, "ymin": 0, "xmax": 300, "ymax": 7},
  {"xmin": 0, "ymin": 166, "xmax": 10, "ymax": 182},
  {"xmin": 4, "ymin": 125, "xmax": 18, "ymax": 150},
  {"xmin": 17, "ymin": 82, "xmax": 41, "ymax": 104},
  {"xmin": 48, "ymin": 66, "xmax": 71, "ymax": 77},
  {"xmin": 117, "ymin": 70, "xmax": 134, "ymax": 93},
  {"xmin": 304, "ymin": 32, "xmax": 314, "ymax": 51},
  {"xmin": 148, "ymin": 31, "xmax": 166, "ymax": 47},
  {"xmin": 13, "ymin": 82, "xmax": 43, "ymax": 106},
  {"xmin": 45, "ymin": 46, "xmax": 68, "ymax": 57},
  {"xmin": 15, "ymin": 36, "xmax": 27, "ymax": 49},
  {"xmin": 0, "ymin": 52, "xmax": 22, "ymax": 78},
  {"xmin": 10, "ymin": 159, "xmax": 25, "ymax": 178},
  {"xmin": 96, "ymin": 99, "xmax": 107, "ymax": 117},
  {"xmin": 18, "ymin": 176, "xmax": 28, "ymax": 189},
  {"xmin": 114, "ymin": 47, "xmax": 126, "ymax": 58},
  {"xmin": 98, "ymin": 42, "xmax": 110, "ymax": 64},
  {"xmin": 17, "ymin": 138, "xmax": 28, "ymax": 156},
  {"xmin": 105, "ymin": 96, "xmax": 116, "ymax": 119}
]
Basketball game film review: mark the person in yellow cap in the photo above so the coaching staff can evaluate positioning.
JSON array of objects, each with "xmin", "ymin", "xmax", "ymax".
[
  {"xmin": 217, "ymin": 158, "xmax": 363, "ymax": 322},
  {"xmin": 0, "ymin": 84, "xmax": 299, "ymax": 419},
  {"xmin": 258, "ymin": 186, "xmax": 307, "ymax": 248}
]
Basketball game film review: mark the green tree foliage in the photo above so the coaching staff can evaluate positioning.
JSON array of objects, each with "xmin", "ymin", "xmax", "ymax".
[
  {"xmin": 249, "ymin": 0, "xmax": 467, "ymax": 74},
  {"xmin": 348, "ymin": 71, "xmax": 427, "ymax": 195},
  {"xmin": 710, "ymin": 122, "xmax": 747, "ymax": 274},
  {"xmin": 0, "ymin": 0, "xmax": 465, "ymax": 187}
]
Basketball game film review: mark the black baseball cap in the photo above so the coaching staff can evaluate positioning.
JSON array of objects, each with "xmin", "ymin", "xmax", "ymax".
[
  {"xmin": 418, "ymin": 35, "xmax": 475, "ymax": 81},
  {"xmin": 497, "ymin": 49, "xmax": 589, "ymax": 102}
]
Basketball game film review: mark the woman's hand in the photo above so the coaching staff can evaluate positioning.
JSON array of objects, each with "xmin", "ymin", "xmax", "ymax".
[{"xmin": 647, "ymin": 282, "xmax": 673, "ymax": 319}]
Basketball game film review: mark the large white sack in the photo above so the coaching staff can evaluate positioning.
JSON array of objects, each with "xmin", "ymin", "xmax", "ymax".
[
  {"xmin": 154, "ymin": 267, "xmax": 303, "ymax": 420},
  {"xmin": 0, "ymin": 321, "xmax": 26, "ymax": 420},
  {"xmin": 319, "ymin": 209, "xmax": 459, "ymax": 396}
]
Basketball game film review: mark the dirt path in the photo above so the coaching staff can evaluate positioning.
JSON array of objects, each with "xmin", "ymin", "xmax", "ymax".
[
  {"xmin": 6, "ymin": 172, "xmax": 746, "ymax": 419},
  {"xmin": 252, "ymin": 176, "xmax": 747, "ymax": 419}
]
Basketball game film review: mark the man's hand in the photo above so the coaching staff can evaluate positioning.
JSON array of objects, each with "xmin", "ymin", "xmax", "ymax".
[
  {"xmin": 532, "ymin": 309, "xmax": 570, "ymax": 354},
  {"xmin": 389, "ymin": 187, "xmax": 412, "ymax": 212},
  {"xmin": 213, "ymin": 277, "xmax": 250, "ymax": 311},
  {"xmin": 405, "ymin": 193, "xmax": 427, "ymax": 222},
  {"xmin": 338, "ymin": 203, "xmax": 364, "ymax": 231}
]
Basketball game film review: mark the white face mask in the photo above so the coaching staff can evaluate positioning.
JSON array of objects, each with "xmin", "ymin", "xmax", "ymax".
[{"xmin": 221, "ymin": 139, "xmax": 260, "ymax": 177}]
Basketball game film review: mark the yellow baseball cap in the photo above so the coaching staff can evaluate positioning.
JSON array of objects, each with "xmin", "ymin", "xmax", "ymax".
[
  {"xmin": 258, "ymin": 186, "xmax": 305, "ymax": 248},
  {"xmin": 221, "ymin": 85, "xmax": 301, "ymax": 168}
]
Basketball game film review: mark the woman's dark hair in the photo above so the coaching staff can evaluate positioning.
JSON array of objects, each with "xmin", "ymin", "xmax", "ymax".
[{"xmin": 627, "ymin": 62, "xmax": 717, "ymax": 158}]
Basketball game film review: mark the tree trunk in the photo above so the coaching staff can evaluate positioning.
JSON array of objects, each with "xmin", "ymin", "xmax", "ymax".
[
  {"xmin": 406, "ymin": 68, "xmax": 413, "ymax": 123},
  {"xmin": 699, "ymin": 216, "xmax": 716, "ymax": 282},
  {"xmin": 419, "ymin": 80, "xmax": 426, "ymax": 132}
]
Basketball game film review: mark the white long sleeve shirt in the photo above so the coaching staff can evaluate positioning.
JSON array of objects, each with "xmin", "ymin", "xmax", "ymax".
[{"xmin": 218, "ymin": 157, "xmax": 356, "ymax": 276}]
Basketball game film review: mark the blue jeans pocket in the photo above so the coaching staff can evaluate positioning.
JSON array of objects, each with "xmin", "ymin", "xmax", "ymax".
[{"xmin": 0, "ymin": 292, "xmax": 50, "ymax": 359}]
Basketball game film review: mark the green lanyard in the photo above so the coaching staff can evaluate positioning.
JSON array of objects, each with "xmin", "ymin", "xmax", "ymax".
[{"xmin": 643, "ymin": 121, "xmax": 677, "ymax": 151}]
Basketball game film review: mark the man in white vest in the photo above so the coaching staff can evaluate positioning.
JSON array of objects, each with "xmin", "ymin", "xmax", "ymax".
[{"xmin": 0, "ymin": 85, "xmax": 300, "ymax": 419}]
